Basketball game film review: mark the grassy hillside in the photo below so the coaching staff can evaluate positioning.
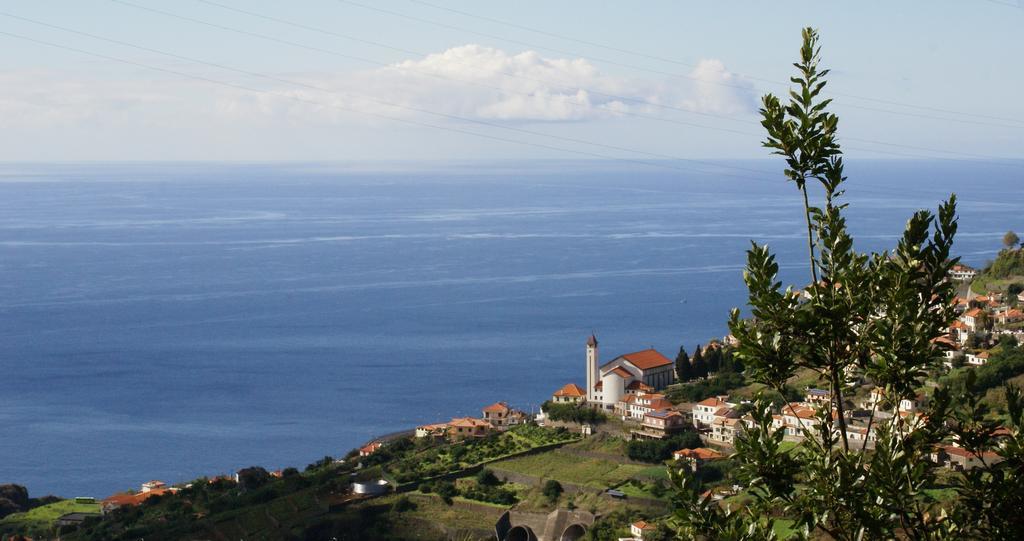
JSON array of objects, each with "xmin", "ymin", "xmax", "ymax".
[
  {"xmin": 971, "ymin": 248, "xmax": 1024, "ymax": 294},
  {"xmin": 0, "ymin": 499, "xmax": 101, "ymax": 537},
  {"xmin": 6, "ymin": 425, "xmax": 580, "ymax": 541}
]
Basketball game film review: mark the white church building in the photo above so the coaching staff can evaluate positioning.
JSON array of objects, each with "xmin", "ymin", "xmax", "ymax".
[{"xmin": 585, "ymin": 334, "xmax": 675, "ymax": 410}]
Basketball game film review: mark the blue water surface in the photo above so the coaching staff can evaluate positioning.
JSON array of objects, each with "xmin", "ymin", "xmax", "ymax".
[{"xmin": 0, "ymin": 160, "xmax": 1019, "ymax": 497}]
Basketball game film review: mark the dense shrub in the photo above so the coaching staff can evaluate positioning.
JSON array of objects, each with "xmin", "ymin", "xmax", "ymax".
[
  {"xmin": 542, "ymin": 480, "xmax": 563, "ymax": 502},
  {"xmin": 461, "ymin": 481, "xmax": 517, "ymax": 505},
  {"xmin": 943, "ymin": 345, "xmax": 1024, "ymax": 395},
  {"xmin": 627, "ymin": 431, "xmax": 702, "ymax": 463},
  {"xmin": 666, "ymin": 372, "xmax": 746, "ymax": 404},
  {"xmin": 475, "ymin": 469, "xmax": 500, "ymax": 487},
  {"xmin": 541, "ymin": 401, "xmax": 607, "ymax": 424}
]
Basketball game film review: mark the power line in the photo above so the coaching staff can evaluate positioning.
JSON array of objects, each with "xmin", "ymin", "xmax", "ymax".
[
  {"xmin": 404, "ymin": 0, "xmax": 1024, "ymax": 126},
  {"xmin": 171, "ymin": 0, "xmax": 1021, "ymax": 165},
  {"xmin": 980, "ymin": 0, "xmax": 1022, "ymax": 9},
  {"xmin": 0, "ymin": 26, "xmax": 1007, "ymax": 202},
  {"xmin": 109, "ymin": 0, "xmax": 766, "ymax": 141},
  {"xmin": 0, "ymin": 29, "xmax": 779, "ymax": 180},
  {"xmin": 183, "ymin": 0, "xmax": 749, "ymax": 129},
  {"xmin": 10, "ymin": 5, "xmax": 1020, "ymax": 173},
  {"xmin": 0, "ymin": 12, "xmax": 781, "ymax": 181},
  {"xmin": 333, "ymin": 0, "xmax": 1024, "ymax": 130}
]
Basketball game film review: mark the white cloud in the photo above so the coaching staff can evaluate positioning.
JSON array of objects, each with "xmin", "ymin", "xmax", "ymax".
[
  {"xmin": 211, "ymin": 44, "xmax": 758, "ymax": 123},
  {"xmin": 0, "ymin": 45, "xmax": 757, "ymax": 144},
  {"xmin": 682, "ymin": 59, "xmax": 758, "ymax": 115}
]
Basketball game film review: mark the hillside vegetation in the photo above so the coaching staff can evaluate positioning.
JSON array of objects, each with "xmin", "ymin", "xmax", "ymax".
[{"xmin": 972, "ymin": 247, "xmax": 1024, "ymax": 294}]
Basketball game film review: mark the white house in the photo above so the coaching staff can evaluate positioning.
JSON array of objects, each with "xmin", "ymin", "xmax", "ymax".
[
  {"xmin": 966, "ymin": 351, "xmax": 991, "ymax": 366},
  {"xmin": 949, "ymin": 264, "xmax": 978, "ymax": 281},
  {"xmin": 692, "ymin": 396, "xmax": 733, "ymax": 428},
  {"xmin": 961, "ymin": 308, "xmax": 984, "ymax": 333}
]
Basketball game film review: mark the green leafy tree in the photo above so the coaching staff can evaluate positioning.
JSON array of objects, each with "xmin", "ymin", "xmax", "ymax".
[
  {"xmin": 668, "ymin": 28, "xmax": 1024, "ymax": 541},
  {"xmin": 1004, "ymin": 230, "xmax": 1020, "ymax": 249},
  {"xmin": 675, "ymin": 345, "xmax": 692, "ymax": 382},
  {"xmin": 476, "ymin": 468, "xmax": 500, "ymax": 487},
  {"xmin": 542, "ymin": 479, "xmax": 563, "ymax": 502}
]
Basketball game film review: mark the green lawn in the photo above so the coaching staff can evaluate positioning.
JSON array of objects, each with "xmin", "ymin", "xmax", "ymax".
[
  {"xmin": 565, "ymin": 434, "xmax": 627, "ymax": 456},
  {"xmin": 0, "ymin": 499, "xmax": 102, "ymax": 531},
  {"xmin": 636, "ymin": 465, "xmax": 672, "ymax": 480},
  {"xmin": 490, "ymin": 450, "xmax": 647, "ymax": 488}
]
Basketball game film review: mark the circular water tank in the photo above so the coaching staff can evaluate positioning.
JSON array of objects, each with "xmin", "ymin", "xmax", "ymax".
[{"xmin": 352, "ymin": 479, "xmax": 390, "ymax": 495}]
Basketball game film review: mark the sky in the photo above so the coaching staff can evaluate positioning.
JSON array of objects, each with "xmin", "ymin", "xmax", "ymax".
[{"xmin": 0, "ymin": 0, "xmax": 1021, "ymax": 162}]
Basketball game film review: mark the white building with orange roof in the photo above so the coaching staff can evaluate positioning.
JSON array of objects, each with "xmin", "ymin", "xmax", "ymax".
[
  {"xmin": 481, "ymin": 401, "xmax": 524, "ymax": 430},
  {"xmin": 996, "ymin": 308, "xmax": 1024, "ymax": 326},
  {"xmin": 627, "ymin": 520, "xmax": 657, "ymax": 541},
  {"xmin": 359, "ymin": 441, "xmax": 384, "ymax": 457},
  {"xmin": 961, "ymin": 307, "xmax": 984, "ymax": 332},
  {"xmin": 625, "ymin": 392, "xmax": 673, "ymax": 421},
  {"xmin": 585, "ymin": 334, "xmax": 676, "ymax": 410},
  {"xmin": 949, "ymin": 264, "xmax": 978, "ymax": 281},
  {"xmin": 949, "ymin": 320, "xmax": 970, "ymax": 344},
  {"xmin": 447, "ymin": 417, "xmax": 491, "ymax": 440},
  {"xmin": 774, "ymin": 403, "xmax": 820, "ymax": 437},
  {"xmin": 673, "ymin": 447, "xmax": 725, "ymax": 470},
  {"xmin": 692, "ymin": 396, "xmax": 734, "ymax": 427},
  {"xmin": 415, "ymin": 422, "xmax": 449, "ymax": 438},
  {"xmin": 140, "ymin": 480, "xmax": 166, "ymax": 493},
  {"xmin": 932, "ymin": 444, "xmax": 1003, "ymax": 471},
  {"xmin": 966, "ymin": 350, "xmax": 992, "ymax": 366},
  {"xmin": 551, "ymin": 383, "xmax": 586, "ymax": 404}
]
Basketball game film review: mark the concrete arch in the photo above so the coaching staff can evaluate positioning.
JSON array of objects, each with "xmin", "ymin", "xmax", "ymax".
[
  {"xmin": 505, "ymin": 525, "xmax": 538, "ymax": 541},
  {"xmin": 560, "ymin": 523, "xmax": 586, "ymax": 541}
]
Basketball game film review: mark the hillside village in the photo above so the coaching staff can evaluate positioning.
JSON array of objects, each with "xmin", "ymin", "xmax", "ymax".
[{"xmin": 4, "ymin": 246, "xmax": 1024, "ymax": 540}]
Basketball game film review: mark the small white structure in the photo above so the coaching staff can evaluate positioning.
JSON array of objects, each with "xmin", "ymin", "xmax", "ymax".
[
  {"xmin": 140, "ymin": 480, "xmax": 166, "ymax": 493},
  {"xmin": 949, "ymin": 264, "xmax": 978, "ymax": 281},
  {"xmin": 352, "ymin": 479, "xmax": 390, "ymax": 496},
  {"xmin": 966, "ymin": 351, "xmax": 991, "ymax": 366}
]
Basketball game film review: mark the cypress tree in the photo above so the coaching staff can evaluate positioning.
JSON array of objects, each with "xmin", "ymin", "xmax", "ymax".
[
  {"xmin": 691, "ymin": 345, "xmax": 708, "ymax": 379},
  {"xmin": 706, "ymin": 346, "xmax": 722, "ymax": 373},
  {"xmin": 674, "ymin": 346, "xmax": 691, "ymax": 382}
]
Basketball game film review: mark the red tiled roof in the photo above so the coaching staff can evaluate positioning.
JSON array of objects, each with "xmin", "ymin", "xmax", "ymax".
[
  {"xmin": 696, "ymin": 397, "xmax": 725, "ymax": 407},
  {"xmin": 609, "ymin": 367, "xmax": 633, "ymax": 378},
  {"xmin": 103, "ymin": 489, "xmax": 169, "ymax": 508},
  {"xmin": 482, "ymin": 402, "xmax": 510, "ymax": 413},
  {"xmin": 553, "ymin": 383, "xmax": 586, "ymax": 398},
  {"xmin": 620, "ymin": 349, "xmax": 673, "ymax": 370},
  {"xmin": 963, "ymin": 308, "xmax": 983, "ymax": 318},
  {"xmin": 937, "ymin": 444, "xmax": 1000, "ymax": 460},
  {"xmin": 360, "ymin": 441, "xmax": 383, "ymax": 454},
  {"xmin": 449, "ymin": 417, "xmax": 490, "ymax": 428},
  {"xmin": 674, "ymin": 447, "xmax": 725, "ymax": 460},
  {"xmin": 644, "ymin": 399, "xmax": 673, "ymax": 411},
  {"xmin": 632, "ymin": 520, "xmax": 655, "ymax": 530},
  {"xmin": 626, "ymin": 380, "xmax": 654, "ymax": 392}
]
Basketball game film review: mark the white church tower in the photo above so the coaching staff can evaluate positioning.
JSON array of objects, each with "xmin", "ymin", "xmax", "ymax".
[{"xmin": 585, "ymin": 334, "xmax": 599, "ymax": 403}]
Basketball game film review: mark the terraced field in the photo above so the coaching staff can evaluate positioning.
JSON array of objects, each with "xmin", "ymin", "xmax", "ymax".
[{"xmin": 490, "ymin": 450, "xmax": 647, "ymax": 488}]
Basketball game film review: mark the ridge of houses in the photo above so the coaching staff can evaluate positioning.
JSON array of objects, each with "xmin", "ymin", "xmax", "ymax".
[{"xmin": 942, "ymin": 286, "xmax": 1024, "ymax": 369}]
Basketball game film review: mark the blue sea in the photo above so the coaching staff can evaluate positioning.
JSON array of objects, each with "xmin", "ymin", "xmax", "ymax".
[{"xmin": 0, "ymin": 160, "xmax": 1020, "ymax": 498}]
